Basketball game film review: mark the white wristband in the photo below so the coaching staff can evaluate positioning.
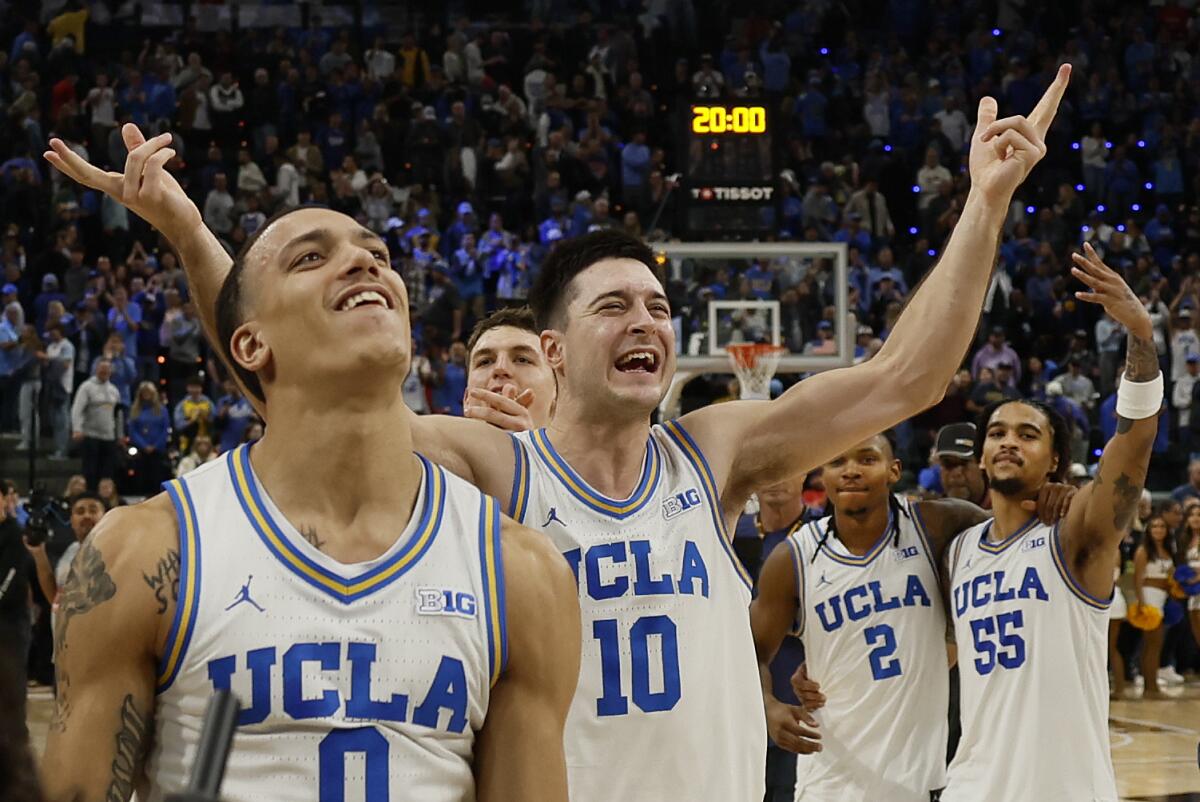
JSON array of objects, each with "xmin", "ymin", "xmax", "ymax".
[{"xmin": 1115, "ymin": 372, "xmax": 1163, "ymax": 420}]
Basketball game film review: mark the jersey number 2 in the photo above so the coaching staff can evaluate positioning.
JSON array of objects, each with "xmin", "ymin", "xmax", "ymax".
[
  {"xmin": 864, "ymin": 624, "xmax": 902, "ymax": 680},
  {"xmin": 594, "ymin": 615, "xmax": 681, "ymax": 716}
]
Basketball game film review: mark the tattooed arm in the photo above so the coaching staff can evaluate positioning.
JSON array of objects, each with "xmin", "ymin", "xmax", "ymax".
[
  {"xmin": 41, "ymin": 496, "xmax": 181, "ymax": 802},
  {"xmin": 1060, "ymin": 243, "xmax": 1159, "ymax": 601}
]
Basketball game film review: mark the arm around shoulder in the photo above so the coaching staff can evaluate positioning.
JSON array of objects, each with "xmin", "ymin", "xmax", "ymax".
[
  {"xmin": 40, "ymin": 496, "xmax": 181, "ymax": 802},
  {"xmin": 474, "ymin": 517, "xmax": 580, "ymax": 802}
]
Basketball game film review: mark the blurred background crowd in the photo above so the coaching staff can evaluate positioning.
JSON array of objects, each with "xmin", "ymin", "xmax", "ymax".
[{"xmin": 0, "ymin": 0, "xmax": 1199, "ymax": 496}]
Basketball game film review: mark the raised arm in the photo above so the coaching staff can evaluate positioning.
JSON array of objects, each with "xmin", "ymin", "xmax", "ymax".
[
  {"xmin": 40, "ymin": 498, "xmax": 179, "ymax": 802},
  {"xmin": 1060, "ymin": 243, "xmax": 1159, "ymax": 600},
  {"xmin": 749, "ymin": 542, "xmax": 821, "ymax": 755},
  {"xmin": 45, "ymin": 125, "xmax": 232, "ymax": 358},
  {"xmin": 683, "ymin": 65, "xmax": 1071, "ymax": 511},
  {"xmin": 475, "ymin": 518, "xmax": 580, "ymax": 802}
]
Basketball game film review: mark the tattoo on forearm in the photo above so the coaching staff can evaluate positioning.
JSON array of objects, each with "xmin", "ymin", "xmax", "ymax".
[
  {"xmin": 142, "ymin": 549, "xmax": 180, "ymax": 615},
  {"xmin": 105, "ymin": 695, "xmax": 150, "ymax": 802},
  {"xmin": 1124, "ymin": 334, "xmax": 1159, "ymax": 382},
  {"xmin": 300, "ymin": 525, "xmax": 325, "ymax": 551},
  {"xmin": 51, "ymin": 539, "xmax": 117, "ymax": 732},
  {"xmin": 1116, "ymin": 335, "xmax": 1158, "ymax": 433},
  {"xmin": 1112, "ymin": 472, "xmax": 1141, "ymax": 532}
]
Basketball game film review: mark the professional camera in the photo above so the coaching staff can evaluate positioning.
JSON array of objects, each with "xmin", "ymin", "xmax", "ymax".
[{"xmin": 22, "ymin": 486, "xmax": 66, "ymax": 547}]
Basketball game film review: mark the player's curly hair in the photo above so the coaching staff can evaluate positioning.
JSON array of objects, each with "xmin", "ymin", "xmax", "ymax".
[{"xmin": 973, "ymin": 399, "xmax": 1072, "ymax": 483}]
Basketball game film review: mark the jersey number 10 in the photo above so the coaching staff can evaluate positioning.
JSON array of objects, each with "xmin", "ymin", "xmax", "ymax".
[{"xmin": 594, "ymin": 615, "xmax": 681, "ymax": 715}]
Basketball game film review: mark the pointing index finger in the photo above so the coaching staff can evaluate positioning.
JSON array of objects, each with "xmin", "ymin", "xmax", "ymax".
[{"xmin": 1028, "ymin": 63, "xmax": 1071, "ymax": 139}]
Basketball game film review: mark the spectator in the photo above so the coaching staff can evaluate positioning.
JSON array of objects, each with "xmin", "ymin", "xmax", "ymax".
[
  {"xmin": 71, "ymin": 358, "xmax": 121, "ymax": 490},
  {"xmin": 23, "ymin": 492, "xmax": 106, "ymax": 634},
  {"xmin": 12, "ymin": 326, "xmax": 45, "ymax": 451},
  {"xmin": 174, "ymin": 375, "xmax": 214, "ymax": 453},
  {"xmin": 94, "ymin": 333, "xmax": 137, "ymax": 408},
  {"xmin": 967, "ymin": 364, "xmax": 1021, "ymax": 412},
  {"xmin": 204, "ymin": 173, "xmax": 236, "ymax": 238},
  {"xmin": 215, "ymin": 379, "xmax": 255, "ymax": 454},
  {"xmin": 236, "ymin": 147, "xmax": 268, "ymax": 195},
  {"xmin": 971, "ymin": 326, "xmax": 1022, "ymax": 386},
  {"xmin": 128, "ymin": 381, "xmax": 171, "ymax": 493},
  {"xmin": 1056, "ymin": 358, "xmax": 1098, "ymax": 411},
  {"xmin": 916, "ymin": 148, "xmax": 952, "ymax": 210},
  {"xmin": 176, "ymin": 434, "xmax": 217, "ymax": 477},
  {"xmin": 1171, "ymin": 460, "xmax": 1200, "ymax": 504},
  {"xmin": 364, "ymin": 36, "xmax": 396, "ymax": 82},
  {"xmin": 0, "ymin": 303, "xmax": 20, "ymax": 434},
  {"xmin": 161, "ymin": 296, "xmax": 202, "ymax": 402},
  {"xmin": 43, "ymin": 324, "xmax": 74, "ymax": 459},
  {"xmin": 96, "ymin": 477, "xmax": 125, "ymax": 509},
  {"xmin": 844, "ymin": 179, "xmax": 894, "ymax": 244}
]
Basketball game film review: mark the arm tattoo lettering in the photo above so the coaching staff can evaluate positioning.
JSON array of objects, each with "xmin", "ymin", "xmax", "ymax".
[
  {"xmin": 141, "ymin": 549, "xmax": 180, "ymax": 615},
  {"xmin": 51, "ymin": 540, "xmax": 117, "ymax": 732},
  {"xmin": 105, "ymin": 695, "xmax": 150, "ymax": 802},
  {"xmin": 1112, "ymin": 472, "xmax": 1141, "ymax": 533}
]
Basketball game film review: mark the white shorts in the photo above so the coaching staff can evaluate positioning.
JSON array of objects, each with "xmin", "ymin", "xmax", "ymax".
[
  {"xmin": 1142, "ymin": 586, "xmax": 1168, "ymax": 610},
  {"xmin": 1109, "ymin": 586, "xmax": 1127, "ymax": 620}
]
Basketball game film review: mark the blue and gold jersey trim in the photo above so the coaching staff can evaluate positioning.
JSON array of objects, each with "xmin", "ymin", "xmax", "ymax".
[
  {"xmin": 228, "ymin": 445, "xmax": 445, "ymax": 604},
  {"xmin": 784, "ymin": 533, "xmax": 806, "ymax": 637},
  {"xmin": 157, "ymin": 478, "xmax": 201, "ymax": 693},
  {"xmin": 977, "ymin": 515, "xmax": 1039, "ymax": 554},
  {"xmin": 908, "ymin": 500, "xmax": 942, "ymax": 580},
  {"xmin": 808, "ymin": 509, "xmax": 896, "ymax": 567},
  {"xmin": 478, "ymin": 494, "xmax": 508, "ymax": 685},
  {"xmin": 529, "ymin": 427, "xmax": 660, "ymax": 520},
  {"xmin": 508, "ymin": 435, "xmax": 530, "ymax": 524},
  {"xmin": 1050, "ymin": 522, "xmax": 1112, "ymax": 611},
  {"xmin": 660, "ymin": 419, "xmax": 753, "ymax": 591}
]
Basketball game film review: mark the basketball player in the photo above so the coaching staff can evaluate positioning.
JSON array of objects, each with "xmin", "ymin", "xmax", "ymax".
[
  {"xmin": 45, "ymin": 64, "xmax": 1070, "ymax": 802},
  {"xmin": 36, "ymin": 207, "xmax": 581, "ymax": 802},
  {"xmin": 941, "ymin": 242, "xmax": 1160, "ymax": 802},
  {"xmin": 463, "ymin": 307, "xmax": 556, "ymax": 431},
  {"xmin": 750, "ymin": 432, "xmax": 1073, "ymax": 801}
]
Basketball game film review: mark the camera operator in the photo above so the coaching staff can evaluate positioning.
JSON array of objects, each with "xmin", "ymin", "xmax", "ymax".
[
  {"xmin": 0, "ymin": 479, "xmax": 32, "ymax": 720},
  {"xmin": 24, "ymin": 491, "xmax": 106, "ymax": 637}
]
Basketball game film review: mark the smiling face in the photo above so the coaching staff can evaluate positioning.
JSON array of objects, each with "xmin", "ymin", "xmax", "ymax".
[
  {"xmin": 468, "ymin": 325, "xmax": 556, "ymax": 427},
  {"xmin": 980, "ymin": 402, "xmax": 1060, "ymax": 497},
  {"xmin": 228, "ymin": 209, "xmax": 410, "ymax": 405},
  {"xmin": 823, "ymin": 435, "xmax": 900, "ymax": 516},
  {"xmin": 544, "ymin": 258, "xmax": 676, "ymax": 418}
]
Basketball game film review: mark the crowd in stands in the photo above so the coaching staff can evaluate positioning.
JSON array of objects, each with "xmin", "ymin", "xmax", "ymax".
[{"xmin": 0, "ymin": 0, "xmax": 1197, "ymax": 500}]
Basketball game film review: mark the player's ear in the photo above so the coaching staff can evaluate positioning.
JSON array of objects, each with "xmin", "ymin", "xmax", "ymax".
[
  {"xmin": 541, "ymin": 329, "xmax": 564, "ymax": 372},
  {"xmin": 889, "ymin": 459, "xmax": 902, "ymax": 485},
  {"xmin": 231, "ymin": 321, "xmax": 271, "ymax": 374}
]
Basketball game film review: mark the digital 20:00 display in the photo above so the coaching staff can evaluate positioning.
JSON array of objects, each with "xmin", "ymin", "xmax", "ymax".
[{"xmin": 690, "ymin": 105, "xmax": 767, "ymax": 134}]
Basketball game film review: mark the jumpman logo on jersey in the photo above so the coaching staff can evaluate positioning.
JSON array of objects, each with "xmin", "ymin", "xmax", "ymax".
[
  {"xmin": 225, "ymin": 575, "xmax": 266, "ymax": 613},
  {"xmin": 964, "ymin": 556, "xmax": 974, "ymax": 571},
  {"xmin": 817, "ymin": 571, "xmax": 832, "ymax": 588},
  {"xmin": 543, "ymin": 507, "xmax": 566, "ymax": 528}
]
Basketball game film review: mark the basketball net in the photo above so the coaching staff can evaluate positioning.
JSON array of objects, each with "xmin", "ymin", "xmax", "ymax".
[{"xmin": 727, "ymin": 343, "xmax": 787, "ymax": 401}]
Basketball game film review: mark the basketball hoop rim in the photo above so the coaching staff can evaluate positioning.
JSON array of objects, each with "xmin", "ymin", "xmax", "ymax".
[{"xmin": 725, "ymin": 343, "xmax": 788, "ymax": 369}]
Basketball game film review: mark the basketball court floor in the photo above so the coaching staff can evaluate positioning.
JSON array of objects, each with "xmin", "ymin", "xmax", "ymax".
[{"xmin": 26, "ymin": 685, "xmax": 1200, "ymax": 800}]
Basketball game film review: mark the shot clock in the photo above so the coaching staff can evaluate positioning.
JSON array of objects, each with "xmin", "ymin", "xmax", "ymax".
[{"xmin": 680, "ymin": 104, "xmax": 777, "ymax": 237}]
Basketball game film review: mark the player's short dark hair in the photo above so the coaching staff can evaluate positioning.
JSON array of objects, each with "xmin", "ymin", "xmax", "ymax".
[
  {"xmin": 466, "ymin": 306, "xmax": 539, "ymax": 354},
  {"xmin": 216, "ymin": 205, "xmax": 320, "ymax": 404},
  {"xmin": 528, "ymin": 229, "xmax": 662, "ymax": 330},
  {"xmin": 69, "ymin": 490, "xmax": 105, "ymax": 510},
  {"xmin": 973, "ymin": 399, "xmax": 1071, "ymax": 482}
]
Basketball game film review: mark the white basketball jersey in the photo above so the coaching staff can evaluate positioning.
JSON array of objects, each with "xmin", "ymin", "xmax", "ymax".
[
  {"xmin": 942, "ymin": 518, "xmax": 1117, "ymax": 802},
  {"xmin": 789, "ymin": 496, "xmax": 948, "ymax": 802},
  {"xmin": 147, "ymin": 444, "xmax": 505, "ymax": 802},
  {"xmin": 509, "ymin": 422, "xmax": 765, "ymax": 802}
]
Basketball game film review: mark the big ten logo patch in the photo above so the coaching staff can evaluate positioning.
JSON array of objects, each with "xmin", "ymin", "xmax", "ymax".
[
  {"xmin": 893, "ymin": 545, "xmax": 919, "ymax": 562},
  {"xmin": 1020, "ymin": 536, "xmax": 1047, "ymax": 553},
  {"xmin": 417, "ymin": 588, "xmax": 478, "ymax": 619},
  {"xmin": 663, "ymin": 488, "xmax": 702, "ymax": 520}
]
